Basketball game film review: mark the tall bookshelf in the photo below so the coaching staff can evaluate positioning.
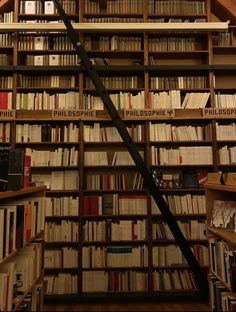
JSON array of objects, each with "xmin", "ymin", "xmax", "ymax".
[{"xmin": 0, "ymin": 0, "xmax": 236, "ymax": 300}]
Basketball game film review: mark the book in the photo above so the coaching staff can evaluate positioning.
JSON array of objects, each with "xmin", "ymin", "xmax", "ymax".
[
  {"xmin": 44, "ymin": 1, "xmax": 55, "ymax": 14},
  {"xmin": 210, "ymin": 200, "xmax": 236, "ymax": 232},
  {"xmin": 0, "ymin": 261, "xmax": 16, "ymax": 312},
  {"xmin": 24, "ymin": 154, "xmax": 31, "ymax": 188},
  {"xmin": 0, "ymin": 147, "xmax": 9, "ymax": 191},
  {"xmin": 15, "ymin": 204, "xmax": 25, "ymax": 249},
  {"xmin": 197, "ymin": 170, "xmax": 208, "ymax": 187},
  {"xmin": 24, "ymin": 1, "xmax": 36, "ymax": 14},
  {"xmin": 7, "ymin": 148, "xmax": 25, "ymax": 191},
  {"xmin": 182, "ymin": 169, "xmax": 199, "ymax": 188}
]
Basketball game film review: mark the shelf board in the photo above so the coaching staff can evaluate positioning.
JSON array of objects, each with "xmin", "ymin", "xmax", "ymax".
[
  {"xmin": 208, "ymin": 227, "xmax": 236, "ymax": 245},
  {"xmin": 204, "ymin": 183, "xmax": 236, "ymax": 192},
  {"xmin": 0, "ymin": 185, "xmax": 46, "ymax": 199},
  {"xmin": 0, "ymin": 22, "xmax": 230, "ymax": 33}
]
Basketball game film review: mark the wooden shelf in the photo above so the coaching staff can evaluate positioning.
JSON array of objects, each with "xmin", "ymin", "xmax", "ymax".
[{"xmin": 0, "ymin": 22, "xmax": 230, "ymax": 33}]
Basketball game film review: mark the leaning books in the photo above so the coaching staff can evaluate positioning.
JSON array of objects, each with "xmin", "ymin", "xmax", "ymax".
[{"xmin": 210, "ymin": 200, "xmax": 236, "ymax": 232}]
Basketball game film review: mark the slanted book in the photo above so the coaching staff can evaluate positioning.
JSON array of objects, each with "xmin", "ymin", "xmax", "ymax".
[{"xmin": 210, "ymin": 200, "xmax": 236, "ymax": 232}]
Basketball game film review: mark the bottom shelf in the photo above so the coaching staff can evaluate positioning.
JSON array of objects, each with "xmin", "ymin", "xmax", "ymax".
[{"xmin": 44, "ymin": 289, "xmax": 208, "ymax": 303}]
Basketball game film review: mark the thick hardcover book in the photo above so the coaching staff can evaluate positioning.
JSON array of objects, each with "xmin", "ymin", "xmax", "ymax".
[
  {"xmin": 0, "ymin": 147, "xmax": 10, "ymax": 191},
  {"xmin": 7, "ymin": 148, "xmax": 25, "ymax": 190},
  {"xmin": 182, "ymin": 169, "xmax": 199, "ymax": 188},
  {"xmin": 24, "ymin": 154, "xmax": 31, "ymax": 188},
  {"xmin": 15, "ymin": 204, "xmax": 25, "ymax": 249}
]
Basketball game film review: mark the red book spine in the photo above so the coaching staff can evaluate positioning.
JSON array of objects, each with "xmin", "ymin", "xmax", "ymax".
[
  {"xmin": 24, "ymin": 154, "xmax": 31, "ymax": 188},
  {"xmin": 25, "ymin": 203, "xmax": 32, "ymax": 243},
  {"xmin": 0, "ymin": 92, "xmax": 8, "ymax": 110},
  {"xmin": 83, "ymin": 196, "xmax": 90, "ymax": 215}
]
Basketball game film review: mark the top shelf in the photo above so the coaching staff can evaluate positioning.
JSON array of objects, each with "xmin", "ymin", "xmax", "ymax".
[{"xmin": 0, "ymin": 21, "xmax": 230, "ymax": 33}]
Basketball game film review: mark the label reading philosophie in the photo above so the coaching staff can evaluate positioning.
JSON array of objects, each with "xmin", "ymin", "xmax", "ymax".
[
  {"xmin": 0, "ymin": 110, "xmax": 15, "ymax": 120},
  {"xmin": 124, "ymin": 109, "xmax": 175, "ymax": 119},
  {"xmin": 52, "ymin": 110, "xmax": 96, "ymax": 120},
  {"xmin": 203, "ymin": 108, "xmax": 236, "ymax": 118}
]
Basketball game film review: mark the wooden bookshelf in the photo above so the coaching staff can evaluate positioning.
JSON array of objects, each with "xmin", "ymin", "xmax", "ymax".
[
  {"xmin": 205, "ymin": 183, "xmax": 236, "ymax": 311},
  {"xmin": 0, "ymin": 185, "xmax": 46, "ymax": 311},
  {"xmin": 0, "ymin": 0, "xmax": 236, "ymax": 302}
]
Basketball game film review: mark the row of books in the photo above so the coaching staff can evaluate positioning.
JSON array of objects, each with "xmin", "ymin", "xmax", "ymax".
[
  {"xmin": 25, "ymin": 54, "xmax": 78, "ymax": 66},
  {"xmin": 45, "ymin": 221, "xmax": 79, "ymax": 242},
  {"xmin": 215, "ymin": 93, "xmax": 236, "ymax": 108},
  {"xmin": 45, "ymin": 248, "xmax": 78, "ymax": 268},
  {"xmin": 84, "ymin": 150, "xmax": 144, "ymax": 166},
  {"xmin": 84, "ymin": 0, "xmax": 143, "ymax": 14},
  {"xmin": 16, "ymin": 91, "xmax": 80, "ymax": 110},
  {"xmin": 216, "ymin": 123, "xmax": 236, "ymax": 141},
  {"xmin": 147, "ymin": 91, "xmax": 210, "ymax": 109},
  {"xmin": 9, "ymin": 91, "xmax": 236, "ymax": 111},
  {"xmin": 19, "ymin": 0, "xmax": 76, "ymax": 15},
  {"xmin": 0, "ymin": 242, "xmax": 43, "ymax": 311},
  {"xmin": 153, "ymin": 269, "xmax": 198, "ymax": 291},
  {"xmin": 149, "ymin": 75, "xmax": 208, "ymax": 89},
  {"xmin": 84, "ymin": 35, "xmax": 142, "ymax": 52},
  {"xmin": 45, "ymin": 196, "xmax": 79, "ymax": 217},
  {"xmin": 83, "ymin": 194, "xmax": 147, "ymax": 216},
  {"xmin": 85, "ymin": 174, "xmax": 143, "ymax": 191},
  {"xmin": 153, "ymin": 245, "xmax": 209, "ymax": 266},
  {"xmin": 85, "ymin": 76, "xmax": 140, "ymax": 90},
  {"xmin": 82, "ymin": 245, "xmax": 208, "ymax": 268},
  {"xmin": 82, "ymin": 245, "xmax": 148, "ymax": 268},
  {"xmin": 31, "ymin": 171, "xmax": 79, "ymax": 190},
  {"xmin": 18, "ymin": 74, "xmax": 76, "ymax": 88},
  {"xmin": 83, "ymin": 193, "xmax": 206, "ymax": 216},
  {"xmin": 209, "ymin": 237, "xmax": 236, "ymax": 293},
  {"xmin": 44, "ymin": 274, "xmax": 78, "ymax": 294},
  {"xmin": 84, "ymin": 17, "xmax": 143, "ymax": 23},
  {"xmin": 149, "ymin": 37, "xmax": 202, "ymax": 52},
  {"xmin": 0, "ymin": 196, "xmax": 45, "ymax": 261},
  {"xmin": 213, "ymin": 31, "xmax": 236, "ymax": 47},
  {"xmin": 152, "ymin": 220, "xmax": 206, "ymax": 240},
  {"xmin": 16, "ymin": 123, "xmax": 79, "ymax": 143},
  {"xmin": 147, "ymin": 0, "xmax": 206, "ymax": 15},
  {"xmin": 44, "ymin": 269, "xmax": 198, "ymax": 294},
  {"xmin": 0, "ymin": 123, "xmax": 10, "ymax": 143},
  {"xmin": 83, "ymin": 270, "xmax": 148, "ymax": 292},
  {"xmin": 83, "ymin": 219, "xmax": 147, "ymax": 242},
  {"xmin": 18, "ymin": 35, "xmax": 74, "ymax": 51},
  {"xmin": 147, "ymin": 18, "xmax": 207, "ymax": 23},
  {"xmin": 219, "ymin": 146, "xmax": 236, "ymax": 165},
  {"xmin": 84, "ymin": 123, "xmax": 143, "ymax": 142},
  {"xmin": 0, "ymin": 77, "xmax": 12, "ymax": 89},
  {"xmin": 151, "ymin": 146, "xmax": 213, "ymax": 165},
  {"xmin": 209, "ymin": 273, "xmax": 236, "ymax": 311},
  {"xmin": 0, "ymin": 11, "xmax": 13, "ymax": 23},
  {"xmin": 25, "ymin": 147, "xmax": 79, "ymax": 167},
  {"xmin": 0, "ymin": 55, "xmax": 10, "ymax": 66},
  {"xmin": 42, "ymin": 121, "xmax": 210, "ymax": 144},
  {"xmin": 149, "ymin": 123, "xmax": 210, "ymax": 142}
]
